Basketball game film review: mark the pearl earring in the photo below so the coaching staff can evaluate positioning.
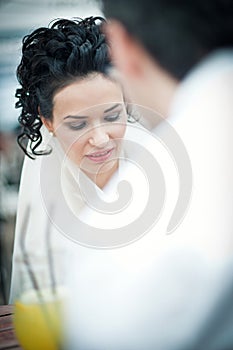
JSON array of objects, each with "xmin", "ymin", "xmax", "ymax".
[{"xmin": 49, "ymin": 131, "xmax": 54, "ymax": 136}]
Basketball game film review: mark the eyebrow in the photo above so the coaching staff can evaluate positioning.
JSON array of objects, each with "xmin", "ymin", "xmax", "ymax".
[
  {"xmin": 103, "ymin": 103, "xmax": 120, "ymax": 113},
  {"xmin": 63, "ymin": 103, "xmax": 121, "ymax": 120}
]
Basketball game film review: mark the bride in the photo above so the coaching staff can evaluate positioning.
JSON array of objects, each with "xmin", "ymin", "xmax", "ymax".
[
  {"xmin": 10, "ymin": 16, "xmax": 163, "ymax": 300},
  {"xmin": 9, "ymin": 16, "xmax": 130, "ymax": 299}
]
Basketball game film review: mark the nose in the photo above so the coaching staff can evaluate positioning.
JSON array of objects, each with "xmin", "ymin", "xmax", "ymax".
[{"xmin": 88, "ymin": 126, "xmax": 110, "ymax": 148}]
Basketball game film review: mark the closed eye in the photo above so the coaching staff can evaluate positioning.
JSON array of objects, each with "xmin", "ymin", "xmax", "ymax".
[
  {"xmin": 68, "ymin": 121, "xmax": 87, "ymax": 130},
  {"xmin": 104, "ymin": 113, "xmax": 121, "ymax": 122}
]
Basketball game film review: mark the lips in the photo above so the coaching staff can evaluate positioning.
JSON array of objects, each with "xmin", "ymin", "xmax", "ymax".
[{"xmin": 86, "ymin": 148, "xmax": 114, "ymax": 163}]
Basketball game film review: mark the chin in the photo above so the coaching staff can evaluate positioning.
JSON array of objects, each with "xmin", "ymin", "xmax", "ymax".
[{"xmin": 83, "ymin": 159, "xmax": 118, "ymax": 176}]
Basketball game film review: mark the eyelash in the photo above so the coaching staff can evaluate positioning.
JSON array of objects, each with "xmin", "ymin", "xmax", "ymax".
[
  {"xmin": 68, "ymin": 113, "xmax": 121, "ymax": 131},
  {"xmin": 104, "ymin": 113, "xmax": 121, "ymax": 122},
  {"xmin": 69, "ymin": 122, "xmax": 87, "ymax": 130}
]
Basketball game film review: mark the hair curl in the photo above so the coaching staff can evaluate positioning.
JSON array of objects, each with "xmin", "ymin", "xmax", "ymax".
[{"xmin": 16, "ymin": 17, "xmax": 111, "ymax": 158}]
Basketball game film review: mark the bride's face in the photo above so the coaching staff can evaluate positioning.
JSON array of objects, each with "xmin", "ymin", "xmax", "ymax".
[{"xmin": 44, "ymin": 74, "xmax": 127, "ymax": 179}]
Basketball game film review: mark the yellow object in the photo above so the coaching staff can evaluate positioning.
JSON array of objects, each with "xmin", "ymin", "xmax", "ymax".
[{"xmin": 13, "ymin": 289, "xmax": 64, "ymax": 350}]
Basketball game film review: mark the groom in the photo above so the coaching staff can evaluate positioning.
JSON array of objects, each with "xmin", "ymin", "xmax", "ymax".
[{"xmin": 102, "ymin": 1, "xmax": 233, "ymax": 349}]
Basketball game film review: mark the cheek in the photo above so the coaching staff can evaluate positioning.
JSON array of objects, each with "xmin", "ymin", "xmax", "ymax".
[
  {"xmin": 55, "ymin": 126, "xmax": 85, "ymax": 154},
  {"xmin": 113, "ymin": 123, "xmax": 127, "ymax": 140},
  {"xmin": 54, "ymin": 125, "xmax": 74, "ymax": 151},
  {"xmin": 56, "ymin": 132, "xmax": 86, "ymax": 165},
  {"xmin": 68, "ymin": 140, "xmax": 86, "ymax": 163}
]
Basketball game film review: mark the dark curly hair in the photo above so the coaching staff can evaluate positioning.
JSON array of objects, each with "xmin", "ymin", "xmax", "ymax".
[{"xmin": 16, "ymin": 17, "xmax": 111, "ymax": 159}]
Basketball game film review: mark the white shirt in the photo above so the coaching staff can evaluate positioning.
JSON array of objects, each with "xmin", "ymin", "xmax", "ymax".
[{"xmin": 66, "ymin": 50, "xmax": 233, "ymax": 350}]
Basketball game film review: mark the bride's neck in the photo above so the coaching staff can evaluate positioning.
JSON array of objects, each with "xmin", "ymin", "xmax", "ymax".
[{"xmin": 85, "ymin": 161, "xmax": 119, "ymax": 189}]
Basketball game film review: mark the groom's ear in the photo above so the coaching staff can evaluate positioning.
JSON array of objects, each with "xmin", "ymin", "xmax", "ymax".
[{"xmin": 103, "ymin": 20, "xmax": 147, "ymax": 79}]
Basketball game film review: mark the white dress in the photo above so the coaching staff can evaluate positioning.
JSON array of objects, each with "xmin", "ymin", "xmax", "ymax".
[{"xmin": 10, "ymin": 120, "xmax": 176, "ymax": 299}]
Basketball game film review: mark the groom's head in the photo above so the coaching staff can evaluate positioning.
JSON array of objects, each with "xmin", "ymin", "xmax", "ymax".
[{"xmin": 102, "ymin": 0, "xmax": 233, "ymax": 115}]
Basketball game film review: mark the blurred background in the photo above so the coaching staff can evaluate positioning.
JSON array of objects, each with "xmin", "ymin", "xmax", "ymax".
[{"xmin": 0, "ymin": 0, "xmax": 102, "ymax": 304}]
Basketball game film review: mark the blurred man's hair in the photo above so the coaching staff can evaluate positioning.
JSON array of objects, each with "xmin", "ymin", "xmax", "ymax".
[{"xmin": 102, "ymin": 0, "xmax": 233, "ymax": 79}]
